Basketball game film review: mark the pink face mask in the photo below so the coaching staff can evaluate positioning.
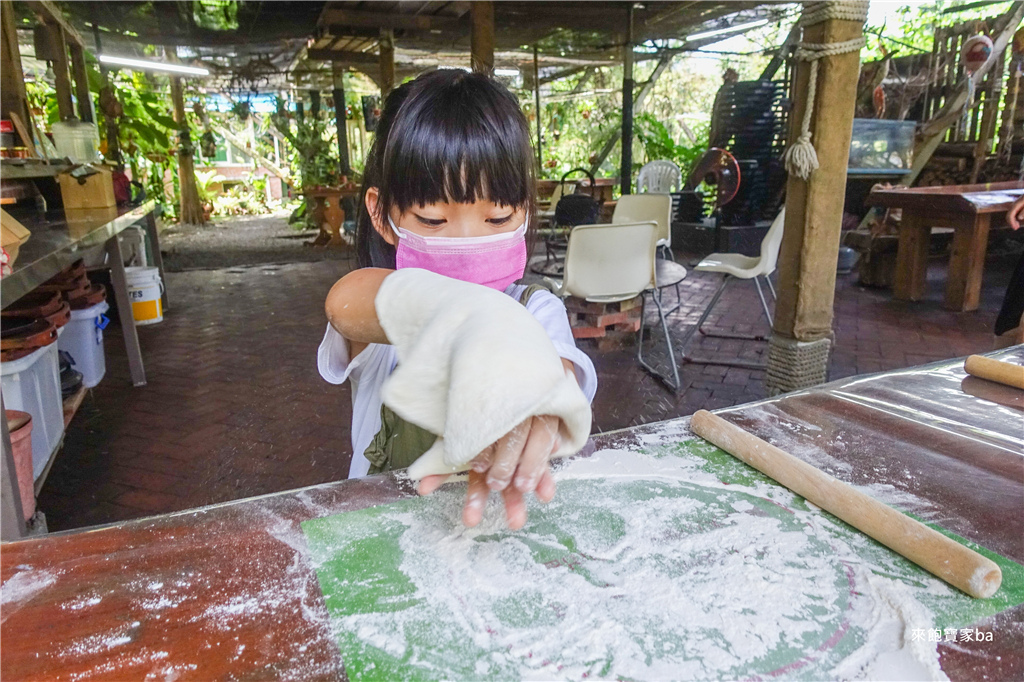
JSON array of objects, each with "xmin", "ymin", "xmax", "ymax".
[{"xmin": 390, "ymin": 216, "xmax": 528, "ymax": 291}]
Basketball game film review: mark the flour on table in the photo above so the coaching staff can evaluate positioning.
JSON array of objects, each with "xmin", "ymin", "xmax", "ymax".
[
  {"xmin": 306, "ymin": 442, "xmax": 954, "ymax": 681},
  {"xmin": 0, "ymin": 567, "xmax": 57, "ymax": 623}
]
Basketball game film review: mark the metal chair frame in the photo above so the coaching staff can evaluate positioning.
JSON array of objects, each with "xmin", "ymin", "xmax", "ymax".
[{"xmin": 636, "ymin": 260, "xmax": 688, "ymax": 392}]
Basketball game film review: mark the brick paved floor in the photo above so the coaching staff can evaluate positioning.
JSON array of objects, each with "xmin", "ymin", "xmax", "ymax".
[{"xmin": 36, "ymin": 248, "xmax": 1016, "ymax": 532}]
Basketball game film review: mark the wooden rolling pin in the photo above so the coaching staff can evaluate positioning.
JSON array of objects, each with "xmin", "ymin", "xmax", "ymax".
[
  {"xmin": 690, "ymin": 410, "xmax": 1002, "ymax": 599},
  {"xmin": 964, "ymin": 355, "xmax": 1024, "ymax": 390}
]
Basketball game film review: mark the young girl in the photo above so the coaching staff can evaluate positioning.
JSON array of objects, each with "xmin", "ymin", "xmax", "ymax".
[{"xmin": 319, "ymin": 69, "xmax": 597, "ymax": 529}]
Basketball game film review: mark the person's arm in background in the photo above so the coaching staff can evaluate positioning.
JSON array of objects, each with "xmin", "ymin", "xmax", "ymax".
[
  {"xmin": 994, "ymin": 196, "xmax": 1024, "ymax": 347},
  {"xmin": 1007, "ymin": 196, "xmax": 1024, "ymax": 230}
]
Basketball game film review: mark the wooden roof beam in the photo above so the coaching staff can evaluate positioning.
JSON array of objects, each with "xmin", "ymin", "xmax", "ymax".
[
  {"xmin": 24, "ymin": 0, "xmax": 83, "ymax": 48},
  {"xmin": 306, "ymin": 48, "xmax": 380, "ymax": 65},
  {"xmin": 319, "ymin": 8, "xmax": 463, "ymax": 32}
]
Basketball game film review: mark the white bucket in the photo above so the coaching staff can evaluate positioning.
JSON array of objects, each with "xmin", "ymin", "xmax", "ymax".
[
  {"xmin": 0, "ymin": 342, "xmax": 64, "ymax": 480},
  {"xmin": 125, "ymin": 266, "xmax": 163, "ymax": 325},
  {"xmin": 57, "ymin": 300, "xmax": 110, "ymax": 388},
  {"xmin": 120, "ymin": 226, "xmax": 148, "ymax": 268}
]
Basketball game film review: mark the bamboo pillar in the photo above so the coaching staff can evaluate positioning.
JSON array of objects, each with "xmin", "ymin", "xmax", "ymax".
[
  {"xmin": 620, "ymin": 4, "xmax": 634, "ymax": 195},
  {"xmin": 379, "ymin": 28, "xmax": 395, "ymax": 98},
  {"xmin": 0, "ymin": 2, "xmax": 33, "ymax": 146},
  {"xmin": 470, "ymin": 1, "xmax": 494, "ymax": 75},
  {"xmin": 332, "ymin": 62, "xmax": 351, "ymax": 176},
  {"xmin": 766, "ymin": 9, "xmax": 864, "ymax": 394},
  {"xmin": 69, "ymin": 43, "xmax": 92, "ymax": 122},
  {"xmin": 170, "ymin": 74, "xmax": 205, "ymax": 225}
]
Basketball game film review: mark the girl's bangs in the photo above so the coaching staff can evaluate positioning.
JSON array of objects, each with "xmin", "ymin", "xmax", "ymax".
[{"xmin": 379, "ymin": 73, "xmax": 534, "ymax": 213}]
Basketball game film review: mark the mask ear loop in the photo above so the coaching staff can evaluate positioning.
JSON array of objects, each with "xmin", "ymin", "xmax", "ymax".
[{"xmin": 386, "ymin": 215, "xmax": 406, "ymax": 241}]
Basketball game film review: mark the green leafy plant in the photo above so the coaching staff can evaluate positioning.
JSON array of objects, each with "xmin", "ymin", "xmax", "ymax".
[
  {"xmin": 634, "ymin": 113, "xmax": 709, "ymax": 174},
  {"xmin": 194, "ymin": 169, "xmax": 226, "ymax": 202},
  {"xmin": 270, "ymin": 97, "xmax": 338, "ymax": 191}
]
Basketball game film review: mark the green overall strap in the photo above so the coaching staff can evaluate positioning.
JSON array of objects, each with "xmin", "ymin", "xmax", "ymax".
[{"xmin": 364, "ymin": 283, "xmax": 549, "ymax": 475}]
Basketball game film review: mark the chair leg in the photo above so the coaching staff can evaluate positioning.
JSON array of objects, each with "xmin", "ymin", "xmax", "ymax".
[
  {"xmin": 680, "ymin": 275, "xmax": 729, "ymax": 353},
  {"xmin": 637, "ymin": 291, "xmax": 681, "ymax": 393},
  {"xmin": 764, "ymin": 275, "xmax": 776, "ymax": 300},
  {"xmin": 685, "ymin": 275, "xmax": 766, "ymax": 369},
  {"xmin": 754, "ymin": 276, "xmax": 772, "ymax": 324},
  {"xmin": 698, "ymin": 275, "xmax": 771, "ymax": 342}
]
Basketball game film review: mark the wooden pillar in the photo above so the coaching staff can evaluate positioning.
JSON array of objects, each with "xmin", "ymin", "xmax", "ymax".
[
  {"xmin": 332, "ymin": 63, "xmax": 351, "ymax": 176},
  {"xmin": 170, "ymin": 74, "xmax": 205, "ymax": 225},
  {"xmin": 533, "ymin": 45, "xmax": 542, "ymax": 171},
  {"xmin": 0, "ymin": 1, "xmax": 33, "ymax": 146},
  {"xmin": 38, "ymin": 21, "xmax": 75, "ymax": 120},
  {"xmin": 620, "ymin": 3, "xmax": 634, "ymax": 195},
  {"xmin": 379, "ymin": 28, "xmax": 395, "ymax": 99},
  {"xmin": 766, "ymin": 9, "xmax": 864, "ymax": 394},
  {"xmin": 69, "ymin": 43, "xmax": 93, "ymax": 122},
  {"xmin": 92, "ymin": 21, "xmax": 120, "ymax": 163},
  {"xmin": 310, "ymin": 89, "xmax": 321, "ymax": 119},
  {"xmin": 470, "ymin": 1, "xmax": 494, "ymax": 75}
]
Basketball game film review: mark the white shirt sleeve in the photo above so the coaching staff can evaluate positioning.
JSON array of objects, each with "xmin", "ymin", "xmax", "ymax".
[
  {"xmin": 524, "ymin": 290, "xmax": 598, "ymax": 403},
  {"xmin": 317, "ymin": 324, "xmax": 352, "ymax": 385},
  {"xmin": 317, "ymin": 324, "xmax": 398, "ymax": 479}
]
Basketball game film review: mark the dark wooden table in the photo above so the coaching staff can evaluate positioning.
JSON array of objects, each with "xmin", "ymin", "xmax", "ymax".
[
  {"xmin": 866, "ymin": 181, "xmax": 1023, "ymax": 311},
  {"xmin": 2, "ymin": 348, "xmax": 1021, "ymax": 681}
]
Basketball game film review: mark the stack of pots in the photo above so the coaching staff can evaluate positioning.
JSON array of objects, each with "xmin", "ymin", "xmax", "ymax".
[{"xmin": 0, "ymin": 267, "xmax": 74, "ymax": 490}]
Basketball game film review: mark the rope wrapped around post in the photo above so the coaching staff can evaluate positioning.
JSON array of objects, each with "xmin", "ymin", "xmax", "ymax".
[{"xmin": 783, "ymin": 1, "xmax": 870, "ymax": 180}]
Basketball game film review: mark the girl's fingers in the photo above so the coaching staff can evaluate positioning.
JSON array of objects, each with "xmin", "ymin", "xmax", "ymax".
[
  {"xmin": 514, "ymin": 416, "xmax": 559, "ymax": 493},
  {"xmin": 536, "ymin": 468, "xmax": 557, "ymax": 504},
  {"xmin": 470, "ymin": 443, "xmax": 496, "ymax": 473},
  {"xmin": 417, "ymin": 474, "xmax": 449, "ymax": 496},
  {"xmin": 501, "ymin": 484, "xmax": 528, "ymax": 530},
  {"xmin": 486, "ymin": 420, "xmax": 530, "ymax": 491},
  {"xmin": 462, "ymin": 470, "xmax": 490, "ymax": 527}
]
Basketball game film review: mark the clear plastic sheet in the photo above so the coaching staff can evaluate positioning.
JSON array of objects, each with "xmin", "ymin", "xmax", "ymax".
[{"xmin": 2, "ymin": 349, "xmax": 1021, "ymax": 680}]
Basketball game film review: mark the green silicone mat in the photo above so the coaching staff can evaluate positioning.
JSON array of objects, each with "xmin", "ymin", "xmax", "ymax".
[{"xmin": 302, "ymin": 439, "xmax": 1024, "ymax": 681}]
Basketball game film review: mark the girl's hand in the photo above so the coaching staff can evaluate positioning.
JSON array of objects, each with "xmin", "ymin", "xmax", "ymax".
[{"xmin": 417, "ymin": 415, "xmax": 562, "ymax": 530}]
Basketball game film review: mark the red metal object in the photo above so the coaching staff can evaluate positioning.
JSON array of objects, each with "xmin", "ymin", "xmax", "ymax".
[{"xmin": 686, "ymin": 147, "xmax": 741, "ymax": 209}]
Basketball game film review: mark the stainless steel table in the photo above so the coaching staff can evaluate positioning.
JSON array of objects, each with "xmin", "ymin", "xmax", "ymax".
[
  {"xmin": 1, "ymin": 201, "xmax": 165, "ymax": 539},
  {"xmin": 2, "ymin": 200, "xmax": 163, "ymax": 386}
]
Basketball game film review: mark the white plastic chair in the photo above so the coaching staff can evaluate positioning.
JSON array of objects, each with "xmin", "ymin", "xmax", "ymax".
[
  {"xmin": 677, "ymin": 208, "xmax": 786, "ymax": 369},
  {"xmin": 547, "ymin": 221, "xmax": 688, "ymax": 391},
  {"xmin": 613, "ymin": 193, "xmax": 673, "ymax": 253},
  {"xmin": 547, "ymin": 221, "xmax": 659, "ymax": 302},
  {"xmin": 637, "ymin": 160, "xmax": 683, "ymax": 194},
  {"xmin": 612, "ymin": 192, "xmax": 681, "ymax": 310}
]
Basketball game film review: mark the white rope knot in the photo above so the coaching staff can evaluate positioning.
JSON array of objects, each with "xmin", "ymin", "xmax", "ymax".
[{"xmin": 783, "ymin": 1, "xmax": 868, "ymax": 180}]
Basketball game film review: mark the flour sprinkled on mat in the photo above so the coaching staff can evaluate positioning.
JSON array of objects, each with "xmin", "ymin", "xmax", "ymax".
[{"xmin": 304, "ymin": 445, "xmax": 955, "ymax": 681}]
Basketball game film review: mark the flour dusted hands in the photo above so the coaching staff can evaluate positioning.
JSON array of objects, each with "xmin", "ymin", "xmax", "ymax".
[
  {"xmin": 419, "ymin": 415, "xmax": 561, "ymax": 529},
  {"xmin": 374, "ymin": 269, "xmax": 592, "ymax": 524}
]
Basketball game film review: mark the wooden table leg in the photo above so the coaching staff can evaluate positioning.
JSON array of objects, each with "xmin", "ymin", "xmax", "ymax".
[
  {"xmin": 893, "ymin": 212, "xmax": 930, "ymax": 301},
  {"xmin": 141, "ymin": 211, "xmax": 168, "ymax": 311},
  {"xmin": 325, "ymin": 196, "xmax": 345, "ymax": 247},
  {"xmin": 106, "ymin": 234, "xmax": 146, "ymax": 387},
  {"xmin": 945, "ymin": 213, "xmax": 989, "ymax": 312}
]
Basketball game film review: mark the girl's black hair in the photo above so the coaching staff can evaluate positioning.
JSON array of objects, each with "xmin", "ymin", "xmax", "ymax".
[{"xmin": 356, "ymin": 69, "xmax": 537, "ymax": 269}]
